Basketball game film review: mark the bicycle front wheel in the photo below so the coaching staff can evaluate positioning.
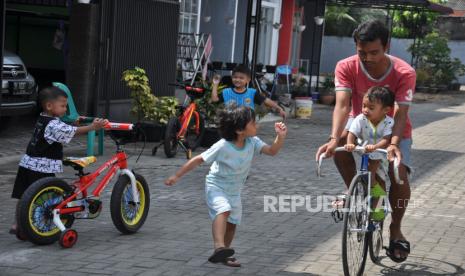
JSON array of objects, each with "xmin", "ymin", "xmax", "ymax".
[
  {"xmin": 110, "ymin": 173, "xmax": 150, "ymax": 234},
  {"xmin": 342, "ymin": 174, "xmax": 369, "ymax": 276},
  {"xmin": 164, "ymin": 117, "xmax": 180, "ymax": 158}
]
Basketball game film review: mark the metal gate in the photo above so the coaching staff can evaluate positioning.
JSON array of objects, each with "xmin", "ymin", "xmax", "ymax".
[{"xmin": 95, "ymin": 0, "xmax": 179, "ymax": 118}]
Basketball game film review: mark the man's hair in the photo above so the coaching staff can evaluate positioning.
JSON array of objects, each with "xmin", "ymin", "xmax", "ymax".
[
  {"xmin": 365, "ymin": 86, "xmax": 395, "ymax": 108},
  {"xmin": 232, "ymin": 64, "xmax": 251, "ymax": 78},
  {"xmin": 353, "ymin": 20, "xmax": 390, "ymax": 47},
  {"xmin": 39, "ymin": 86, "xmax": 68, "ymax": 108},
  {"xmin": 217, "ymin": 104, "xmax": 255, "ymax": 141}
]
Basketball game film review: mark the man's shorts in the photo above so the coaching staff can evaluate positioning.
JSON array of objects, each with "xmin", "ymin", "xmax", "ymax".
[{"xmin": 345, "ymin": 117, "xmax": 412, "ymax": 171}]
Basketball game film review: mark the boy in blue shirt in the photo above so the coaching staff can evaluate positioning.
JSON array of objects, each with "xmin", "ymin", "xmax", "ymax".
[{"xmin": 211, "ymin": 64, "xmax": 286, "ymax": 118}]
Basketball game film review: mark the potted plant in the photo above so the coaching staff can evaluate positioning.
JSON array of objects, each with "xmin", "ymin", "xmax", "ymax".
[
  {"xmin": 319, "ymin": 74, "xmax": 336, "ymax": 105},
  {"xmin": 292, "ymin": 73, "xmax": 309, "ymax": 98},
  {"xmin": 122, "ymin": 67, "xmax": 178, "ymax": 142}
]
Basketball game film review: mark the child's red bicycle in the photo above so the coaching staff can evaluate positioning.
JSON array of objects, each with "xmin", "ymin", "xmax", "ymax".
[{"xmin": 16, "ymin": 121, "xmax": 150, "ymax": 248}]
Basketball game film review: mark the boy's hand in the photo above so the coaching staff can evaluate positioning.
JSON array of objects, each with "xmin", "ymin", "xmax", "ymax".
[
  {"xmin": 275, "ymin": 122, "xmax": 287, "ymax": 138},
  {"xmin": 212, "ymin": 74, "xmax": 221, "ymax": 86},
  {"xmin": 365, "ymin": 144, "xmax": 376, "ymax": 152},
  {"xmin": 91, "ymin": 118, "xmax": 109, "ymax": 130},
  {"xmin": 345, "ymin": 143, "xmax": 355, "ymax": 152},
  {"xmin": 165, "ymin": 175, "xmax": 179, "ymax": 186}
]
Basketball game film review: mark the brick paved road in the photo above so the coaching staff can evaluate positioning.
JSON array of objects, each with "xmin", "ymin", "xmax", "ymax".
[{"xmin": 1, "ymin": 94, "xmax": 465, "ymax": 275}]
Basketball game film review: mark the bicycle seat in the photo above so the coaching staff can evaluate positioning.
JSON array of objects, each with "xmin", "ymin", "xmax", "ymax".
[{"xmin": 63, "ymin": 156, "xmax": 97, "ymax": 170}]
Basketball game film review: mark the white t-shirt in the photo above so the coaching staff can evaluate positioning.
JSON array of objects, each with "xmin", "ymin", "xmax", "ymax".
[
  {"xmin": 348, "ymin": 114, "xmax": 394, "ymax": 146},
  {"xmin": 201, "ymin": 137, "xmax": 266, "ymax": 194}
]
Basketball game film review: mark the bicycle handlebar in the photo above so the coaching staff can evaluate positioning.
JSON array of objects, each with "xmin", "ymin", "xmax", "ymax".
[
  {"xmin": 317, "ymin": 146, "xmax": 402, "ymax": 184},
  {"xmin": 168, "ymin": 83, "xmax": 205, "ymax": 93},
  {"xmin": 104, "ymin": 122, "xmax": 133, "ymax": 131}
]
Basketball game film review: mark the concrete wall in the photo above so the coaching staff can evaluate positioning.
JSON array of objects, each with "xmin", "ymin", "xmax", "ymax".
[{"xmin": 319, "ymin": 36, "xmax": 465, "ymax": 84}]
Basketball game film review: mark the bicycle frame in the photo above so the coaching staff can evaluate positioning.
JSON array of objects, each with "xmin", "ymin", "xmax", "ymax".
[
  {"xmin": 318, "ymin": 146, "xmax": 400, "ymax": 232},
  {"xmin": 177, "ymin": 102, "xmax": 200, "ymax": 139},
  {"xmin": 51, "ymin": 123, "xmax": 139, "ymax": 232}
]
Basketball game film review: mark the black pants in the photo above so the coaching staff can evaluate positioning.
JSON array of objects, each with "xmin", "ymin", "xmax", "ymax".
[{"xmin": 12, "ymin": 166, "xmax": 55, "ymax": 199}]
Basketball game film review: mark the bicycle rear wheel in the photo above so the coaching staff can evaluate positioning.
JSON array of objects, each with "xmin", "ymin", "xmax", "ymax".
[
  {"xmin": 369, "ymin": 221, "xmax": 384, "ymax": 264},
  {"xmin": 185, "ymin": 111, "xmax": 204, "ymax": 151},
  {"xmin": 342, "ymin": 174, "xmax": 369, "ymax": 276}
]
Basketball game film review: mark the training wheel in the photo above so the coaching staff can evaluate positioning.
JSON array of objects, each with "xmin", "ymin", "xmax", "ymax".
[
  {"xmin": 186, "ymin": 149, "xmax": 192, "ymax": 159},
  {"xmin": 59, "ymin": 229, "xmax": 78, "ymax": 248}
]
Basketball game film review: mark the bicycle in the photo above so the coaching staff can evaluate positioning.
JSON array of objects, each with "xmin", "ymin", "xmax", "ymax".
[
  {"xmin": 317, "ymin": 146, "xmax": 401, "ymax": 276},
  {"xmin": 16, "ymin": 121, "xmax": 150, "ymax": 248},
  {"xmin": 159, "ymin": 83, "xmax": 205, "ymax": 159}
]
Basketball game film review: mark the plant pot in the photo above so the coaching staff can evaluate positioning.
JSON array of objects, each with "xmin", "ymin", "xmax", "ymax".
[
  {"xmin": 320, "ymin": 94, "xmax": 335, "ymax": 105},
  {"xmin": 212, "ymin": 61, "xmax": 223, "ymax": 70},
  {"xmin": 311, "ymin": 92, "xmax": 320, "ymax": 102},
  {"xmin": 225, "ymin": 62, "xmax": 237, "ymax": 70},
  {"xmin": 201, "ymin": 127, "xmax": 221, "ymax": 147},
  {"xmin": 138, "ymin": 121, "xmax": 166, "ymax": 142},
  {"xmin": 415, "ymin": 86, "xmax": 429, "ymax": 93}
]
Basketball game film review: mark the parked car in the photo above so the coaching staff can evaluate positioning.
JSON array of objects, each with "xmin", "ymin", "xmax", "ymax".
[{"xmin": 1, "ymin": 50, "xmax": 38, "ymax": 117}]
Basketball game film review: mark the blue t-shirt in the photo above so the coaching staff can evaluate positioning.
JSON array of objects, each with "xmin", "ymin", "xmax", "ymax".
[
  {"xmin": 219, "ymin": 88, "xmax": 265, "ymax": 109},
  {"xmin": 200, "ymin": 137, "xmax": 266, "ymax": 194}
]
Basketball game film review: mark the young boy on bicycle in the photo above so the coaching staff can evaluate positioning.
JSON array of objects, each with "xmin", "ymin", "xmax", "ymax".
[
  {"xmin": 344, "ymin": 86, "xmax": 395, "ymax": 221},
  {"xmin": 211, "ymin": 64, "xmax": 287, "ymax": 118},
  {"xmin": 165, "ymin": 104, "xmax": 287, "ymax": 267},
  {"xmin": 10, "ymin": 86, "xmax": 108, "ymax": 237}
]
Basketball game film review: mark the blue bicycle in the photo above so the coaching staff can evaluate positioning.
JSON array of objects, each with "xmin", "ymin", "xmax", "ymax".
[{"xmin": 318, "ymin": 146, "xmax": 401, "ymax": 276}]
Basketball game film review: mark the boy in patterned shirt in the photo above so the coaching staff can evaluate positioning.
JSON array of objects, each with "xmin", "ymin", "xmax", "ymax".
[{"xmin": 10, "ymin": 86, "xmax": 108, "ymax": 237}]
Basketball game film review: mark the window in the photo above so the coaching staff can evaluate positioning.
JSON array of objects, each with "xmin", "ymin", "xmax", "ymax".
[{"xmin": 179, "ymin": 0, "xmax": 200, "ymax": 34}]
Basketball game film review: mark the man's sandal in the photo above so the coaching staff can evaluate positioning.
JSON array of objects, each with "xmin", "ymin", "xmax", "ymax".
[
  {"xmin": 208, "ymin": 247, "xmax": 235, "ymax": 263},
  {"xmin": 385, "ymin": 240, "xmax": 410, "ymax": 263},
  {"xmin": 331, "ymin": 194, "xmax": 346, "ymax": 223},
  {"xmin": 222, "ymin": 257, "xmax": 241, "ymax": 267}
]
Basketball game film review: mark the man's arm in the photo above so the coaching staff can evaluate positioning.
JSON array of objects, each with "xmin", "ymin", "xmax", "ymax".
[
  {"xmin": 316, "ymin": 90, "xmax": 351, "ymax": 160},
  {"xmin": 331, "ymin": 91, "xmax": 351, "ymax": 141},
  {"xmin": 387, "ymin": 105, "xmax": 409, "ymax": 161}
]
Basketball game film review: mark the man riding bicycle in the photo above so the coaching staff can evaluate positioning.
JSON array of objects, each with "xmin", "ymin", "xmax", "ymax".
[{"xmin": 315, "ymin": 20, "xmax": 415, "ymax": 263}]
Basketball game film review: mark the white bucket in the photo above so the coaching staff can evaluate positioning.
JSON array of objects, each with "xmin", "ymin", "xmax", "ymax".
[{"xmin": 295, "ymin": 97, "xmax": 313, "ymax": 119}]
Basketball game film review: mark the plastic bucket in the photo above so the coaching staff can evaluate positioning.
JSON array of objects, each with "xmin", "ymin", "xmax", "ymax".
[{"xmin": 295, "ymin": 97, "xmax": 313, "ymax": 119}]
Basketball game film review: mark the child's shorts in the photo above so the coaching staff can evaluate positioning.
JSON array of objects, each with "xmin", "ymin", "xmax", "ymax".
[
  {"xmin": 205, "ymin": 184, "xmax": 242, "ymax": 225},
  {"xmin": 12, "ymin": 166, "xmax": 55, "ymax": 199}
]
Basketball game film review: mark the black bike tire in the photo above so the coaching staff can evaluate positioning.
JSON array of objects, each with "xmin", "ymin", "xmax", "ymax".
[
  {"xmin": 342, "ymin": 174, "xmax": 369, "ymax": 276},
  {"xmin": 110, "ymin": 173, "xmax": 150, "ymax": 234}
]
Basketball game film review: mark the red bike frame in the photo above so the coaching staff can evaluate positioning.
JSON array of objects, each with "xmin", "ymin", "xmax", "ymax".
[
  {"xmin": 177, "ymin": 102, "xmax": 201, "ymax": 139},
  {"xmin": 53, "ymin": 123, "xmax": 136, "ymax": 217}
]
